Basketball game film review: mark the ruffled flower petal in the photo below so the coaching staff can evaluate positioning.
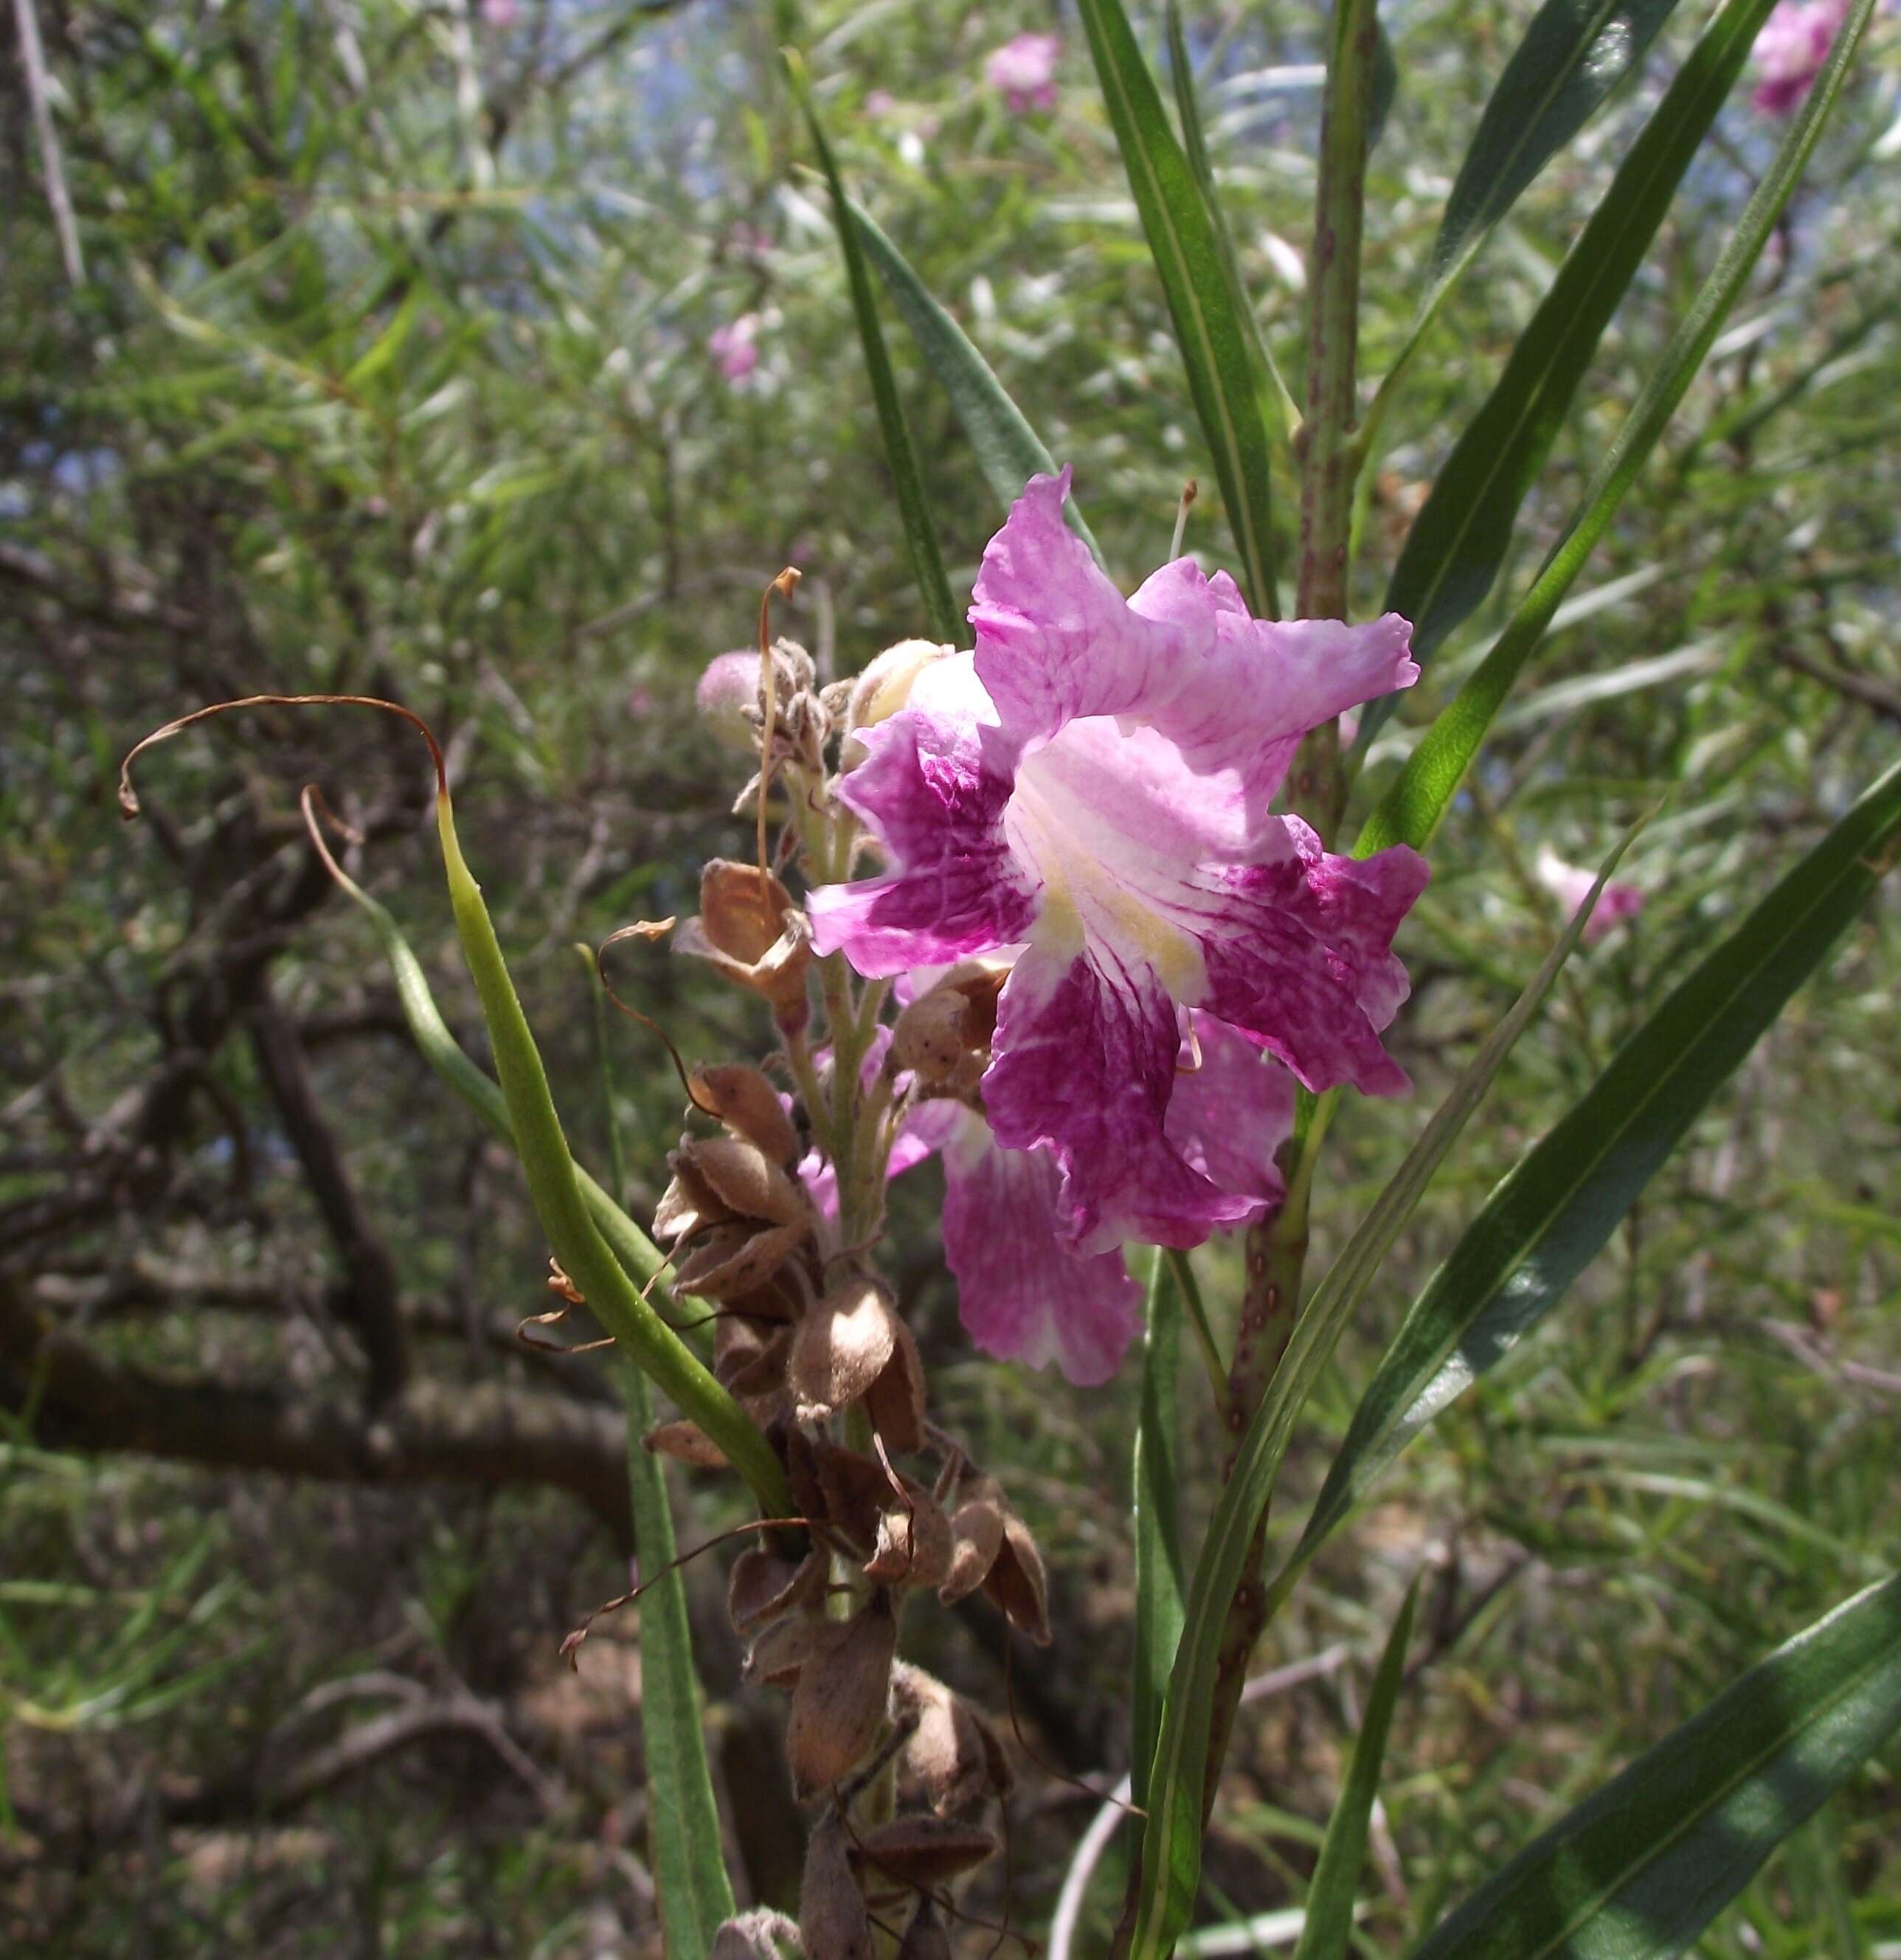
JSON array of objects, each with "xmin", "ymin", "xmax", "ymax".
[
  {"xmin": 938, "ymin": 1108, "xmax": 1143, "ymax": 1385},
  {"xmin": 1165, "ymin": 1013, "xmax": 1295, "ymax": 1229}
]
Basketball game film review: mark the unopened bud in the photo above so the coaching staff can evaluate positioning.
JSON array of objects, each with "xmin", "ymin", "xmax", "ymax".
[
  {"xmin": 696, "ymin": 650, "xmax": 760, "ymax": 752},
  {"xmin": 841, "ymin": 638, "xmax": 953, "ymax": 765}
]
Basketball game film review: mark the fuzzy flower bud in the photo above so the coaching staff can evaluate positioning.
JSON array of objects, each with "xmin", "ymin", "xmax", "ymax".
[{"xmin": 696, "ymin": 650, "xmax": 761, "ymax": 752}]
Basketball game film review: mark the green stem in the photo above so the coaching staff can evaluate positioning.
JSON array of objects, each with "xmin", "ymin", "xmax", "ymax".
[{"xmin": 435, "ymin": 792, "xmax": 792, "ymax": 1517}]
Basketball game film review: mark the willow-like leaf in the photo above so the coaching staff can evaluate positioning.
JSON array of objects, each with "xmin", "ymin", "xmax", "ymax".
[{"xmin": 1131, "ymin": 1249, "xmax": 1186, "ymax": 1813}]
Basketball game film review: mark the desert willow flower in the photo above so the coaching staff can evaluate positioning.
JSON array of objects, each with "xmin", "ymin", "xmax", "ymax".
[{"xmin": 631, "ymin": 470, "xmax": 1429, "ymax": 1952}]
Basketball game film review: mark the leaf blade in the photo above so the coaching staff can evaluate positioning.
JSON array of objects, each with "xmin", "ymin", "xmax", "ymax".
[
  {"xmin": 1409, "ymin": 1574, "xmax": 1901, "ymax": 1960},
  {"xmin": 1305, "ymin": 752, "xmax": 1901, "ymax": 1576},
  {"xmin": 1131, "ymin": 1249, "xmax": 1187, "ymax": 1814},
  {"xmin": 1076, "ymin": 0, "xmax": 1278, "ymax": 616}
]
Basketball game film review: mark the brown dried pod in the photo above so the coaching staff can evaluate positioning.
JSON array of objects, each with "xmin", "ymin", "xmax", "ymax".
[
  {"xmin": 891, "ymin": 1663, "xmax": 1008, "ymax": 1818},
  {"xmin": 810, "ymin": 1439, "xmax": 896, "ymax": 1555},
  {"xmin": 865, "ymin": 1312, "xmax": 927, "ymax": 1456},
  {"xmin": 678, "ymin": 859, "xmax": 812, "ymax": 1025},
  {"xmin": 645, "ymin": 1420, "xmax": 729, "ymax": 1470},
  {"xmin": 984, "ymin": 1509, "xmax": 1052, "ymax": 1646},
  {"xmin": 786, "ymin": 1594, "xmax": 897, "ymax": 1795},
  {"xmin": 799, "ymin": 1810, "xmax": 873, "ymax": 1960},
  {"xmin": 787, "ymin": 1277, "xmax": 898, "ymax": 1421},
  {"xmin": 654, "ymin": 1153, "xmax": 734, "ymax": 1242},
  {"xmin": 682, "ymin": 1135, "xmax": 810, "ymax": 1229},
  {"xmin": 937, "ymin": 1472, "xmax": 1008, "ymax": 1607},
  {"xmin": 710, "ymin": 1908, "xmax": 803, "ymax": 1960},
  {"xmin": 896, "ymin": 1899, "xmax": 952, "ymax": 1960},
  {"xmin": 848, "ymin": 1815, "xmax": 999, "ymax": 1891},
  {"xmin": 692, "ymin": 1062, "xmax": 801, "ymax": 1167},
  {"xmin": 863, "ymin": 1483, "xmax": 953, "ymax": 1592},
  {"xmin": 747, "ymin": 1613, "xmax": 821, "ymax": 1689},
  {"xmin": 728, "ymin": 1545, "xmax": 827, "ymax": 1635},
  {"xmin": 671, "ymin": 1221, "xmax": 808, "ymax": 1301},
  {"xmin": 723, "ymin": 1325, "xmax": 792, "ymax": 1407}
]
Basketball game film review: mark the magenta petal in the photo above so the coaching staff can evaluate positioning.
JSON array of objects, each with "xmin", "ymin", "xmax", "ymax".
[
  {"xmin": 1197, "ymin": 824, "xmax": 1431, "ymax": 1097},
  {"xmin": 1165, "ymin": 1013, "xmax": 1296, "ymax": 1229},
  {"xmin": 808, "ymin": 662, "xmax": 1037, "ymax": 975},
  {"xmin": 940, "ymin": 1111, "xmax": 1142, "ymax": 1385},
  {"xmin": 982, "ymin": 946, "xmax": 1256, "ymax": 1256}
]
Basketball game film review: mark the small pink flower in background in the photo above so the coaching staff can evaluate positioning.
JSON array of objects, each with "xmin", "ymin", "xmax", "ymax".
[
  {"xmin": 1536, "ymin": 846, "xmax": 1644, "ymax": 941},
  {"xmin": 708, "ymin": 313, "xmax": 762, "ymax": 382},
  {"xmin": 1751, "ymin": 0, "xmax": 1849, "ymax": 112},
  {"xmin": 725, "ymin": 222, "xmax": 774, "ymax": 264},
  {"xmin": 984, "ymin": 31, "xmax": 1062, "ymax": 111},
  {"xmin": 811, "ymin": 468, "xmax": 1427, "ymax": 1259},
  {"xmin": 479, "ymin": 0, "xmax": 518, "ymax": 25},
  {"xmin": 864, "ymin": 89, "xmax": 898, "ymax": 117},
  {"xmin": 626, "ymin": 682, "xmax": 657, "ymax": 718},
  {"xmin": 696, "ymin": 649, "xmax": 758, "ymax": 751}
]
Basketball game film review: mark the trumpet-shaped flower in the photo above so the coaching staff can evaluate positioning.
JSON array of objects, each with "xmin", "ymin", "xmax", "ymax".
[
  {"xmin": 1751, "ymin": 0, "xmax": 1849, "ymax": 112},
  {"xmin": 810, "ymin": 470, "xmax": 1429, "ymax": 1256},
  {"xmin": 1534, "ymin": 846, "xmax": 1644, "ymax": 941},
  {"xmin": 984, "ymin": 32, "xmax": 1062, "ymax": 111}
]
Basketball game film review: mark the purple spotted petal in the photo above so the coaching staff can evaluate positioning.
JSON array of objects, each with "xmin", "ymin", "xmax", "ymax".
[
  {"xmin": 938, "ymin": 1109, "xmax": 1142, "ymax": 1385},
  {"xmin": 982, "ymin": 946, "xmax": 1257, "ymax": 1255},
  {"xmin": 1165, "ymin": 1013, "xmax": 1296, "ymax": 1228}
]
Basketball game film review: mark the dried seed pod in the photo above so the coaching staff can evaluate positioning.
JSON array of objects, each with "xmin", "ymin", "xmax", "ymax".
[
  {"xmin": 677, "ymin": 860, "xmax": 812, "ymax": 1027},
  {"xmin": 896, "ymin": 1899, "xmax": 952, "ymax": 1960},
  {"xmin": 848, "ymin": 1815, "xmax": 999, "ymax": 1890},
  {"xmin": 938, "ymin": 1472, "xmax": 1008, "ymax": 1607},
  {"xmin": 810, "ymin": 1439, "xmax": 896, "ymax": 1555},
  {"xmin": 800, "ymin": 1810, "xmax": 873, "ymax": 1960},
  {"xmin": 864, "ymin": 1483, "xmax": 953, "ymax": 1591},
  {"xmin": 984, "ymin": 1509, "xmax": 1052, "ymax": 1646},
  {"xmin": 786, "ymin": 1594, "xmax": 897, "ymax": 1795},
  {"xmin": 654, "ymin": 1153, "xmax": 733, "ymax": 1242},
  {"xmin": 787, "ymin": 1278, "xmax": 898, "ymax": 1421},
  {"xmin": 891, "ymin": 1663, "xmax": 1009, "ymax": 1818},
  {"xmin": 865, "ymin": 1312, "xmax": 927, "ymax": 1456},
  {"xmin": 728, "ymin": 1545, "xmax": 827, "ymax": 1635},
  {"xmin": 679, "ymin": 1135, "xmax": 810, "ymax": 1228},
  {"xmin": 671, "ymin": 1221, "xmax": 808, "ymax": 1301},
  {"xmin": 645, "ymin": 1420, "xmax": 728, "ymax": 1469},
  {"xmin": 692, "ymin": 1062, "xmax": 801, "ymax": 1167},
  {"xmin": 747, "ymin": 1613, "xmax": 821, "ymax": 1689}
]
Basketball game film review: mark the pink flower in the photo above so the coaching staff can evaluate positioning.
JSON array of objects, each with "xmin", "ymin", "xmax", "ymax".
[
  {"xmin": 1751, "ymin": 0, "xmax": 1849, "ymax": 113},
  {"xmin": 891, "ymin": 1014, "xmax": 1292, "ymax": 1383},
  {"xmin": 984, "ymin": 32, "xmax": 1062, "ymax": 111},
  {"xmin": 696, "ymin": 649, "xmax": 759, "ymax": 751},
  {"xmin": 709, "ymin": 313, "xmax": 762, "ymax": 382},
  {"xmin": 479, "ymin": 0, "xmax": 518, "ymax": 24},
  {"xmin": 1535, "ymin": 848, "xmax": 1644, "ymax": 942},
  {"xmin": 809, "ymin": 470, "xmax": 1428, "ymax": 1256}
]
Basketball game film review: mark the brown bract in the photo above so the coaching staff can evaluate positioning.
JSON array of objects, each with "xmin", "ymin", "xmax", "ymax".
[
  {"xmin": 671, "ymin": 1221, "xmax": 808, "ymax": 1301},
  {"xmin": 677, "ymin": 859, "xmax": 811, "ymax": 1028},
  {"xmin": 691, "ymin": 1061, "xmax": 802, "ymax": 1167},
  {"xmin": 785, "ymin": 1595, "xmax": 897, "ymax": 1796},
  {"xmin": 727, "ymin": 1545, "xmax": 827, "ymax": 1635},
  {"xmin": 890, "ymin": 1663, "xmax": 1013, "ymax": 1819}
]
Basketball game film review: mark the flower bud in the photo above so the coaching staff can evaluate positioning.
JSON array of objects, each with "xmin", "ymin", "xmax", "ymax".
[
  {"xmin": 696, "ymin": 650, "xmax": 760, "ymax": 752},
  {"xmin": 841, "ymin": 638, "xmax": 953, "ymax": 765}
]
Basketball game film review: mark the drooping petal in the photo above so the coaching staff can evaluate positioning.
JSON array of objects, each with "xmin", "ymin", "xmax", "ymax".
[
  {"xmin": 938, "ymin": 1109, "xmax": 1142, "ymax": 1386},
  {"xmin": 1195, "ymin": 823, "xmax": 1431, "ymax": 1096},
  {"xmin": 1165, "ymin": 1013, "xmax": 1296, "ymax": 1228},
  {"xmin": 981, "ymin": 943, "xmax": 1257, "ymax": 1254},
  {"xmin": 808, "ymin": 658, "xmax": 1038, "ymax": 975}
]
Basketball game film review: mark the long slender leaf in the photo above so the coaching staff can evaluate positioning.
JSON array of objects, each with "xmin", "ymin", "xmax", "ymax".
[
  {"xmin": 1076, "ymin": 0, "xmax": 1278, "ymax": 617},
  {"xmin": 1358, "ymin": 0, "xmax": 1875, "ymax": 856},
  {"xmin": 1379, "ymin": 0, "xmax": 1775, "ymax": 696},
  {"xmin": 1303, "ymin": 753, "xmax": 1901, "ymax": 1579},
  {"xmin": 1132, "ymin": 1249, "xmax": 1186, "ymax": 1814},
  {"xmin": 786, "ymin": 53, "xmax": 959, "ymax": 645},
  {"xmin": 1410, "ymin": 1573, "xmax": 1901, "ymax": 1960},
  {"xmin": 1292, "ymin": 1582, "xmax": 1418, "ymax": 1960},
  {"xmin": 1433, "ymin": 0, "xmax": 1682, "ymax": 294},
  {"xmin": 581, "ymin": 956, "xmax": 736, "ymax": 1956},
  {"xmin": 1127, "ymin": 832, "xmax": 1637, "ymax": 1960},
  {"xmin": 846, "ymin": 194, "xmax": 1105, "ymax": 565}
]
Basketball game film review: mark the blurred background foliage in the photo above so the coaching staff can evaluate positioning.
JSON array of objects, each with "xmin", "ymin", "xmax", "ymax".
[{"xmin": 2, "ymin": 0, "xmax": 1898, "ymax": 1953}]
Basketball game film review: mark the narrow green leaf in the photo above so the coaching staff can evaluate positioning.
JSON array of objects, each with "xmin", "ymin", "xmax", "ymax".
[
  {"xmin": 1076, "ymin": 0, "xmax": 1278, "ymax": 617},
  {"xmin": 582, "ymin": 955, "xmax": 736, "ymax": 1956},
  {"xmin": 846, "ymin": 195, "xmax": 1106, "ymax": 565},
  {"xmin": 1128, "ymin": 830, "xmax": 1635, "ymax": 1960},
  {"xmin": 1358, "ymin": 0, "xmax": 1874, "ymax": 855},
  {"xmin": 1303, "ymin": 753, "xmax": 1901, "ymax": 1578},
  {"xmin": 1132, "ymin": 1248, "xmax": 1186, "ymax": 1814},
  {"xmin": 1292, "ymin": 1582, "xmax": 1419, "ymax": 1960},
  {"xmin": 786, "ymin": 52, "xmax": 959, "ymax": 645},
  {"xmin": 1433, "ymin": 0, "xmax": 1682, "ymax": 293},
  {"xmin": 1409, "ymin": 1574, "xmax": 1901, "ymax": 1960},
  {"xmin": 1382, "ymin": 0, "xmax": 1773, "ymax": 691}
]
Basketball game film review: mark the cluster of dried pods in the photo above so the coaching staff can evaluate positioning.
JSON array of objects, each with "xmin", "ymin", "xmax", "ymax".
[{"xmin": 586, "ymin": 627, "xmax": 1053, "ymax": 1956}]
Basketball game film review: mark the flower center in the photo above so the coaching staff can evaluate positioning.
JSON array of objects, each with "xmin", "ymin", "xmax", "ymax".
[{"xmin": 1002, "ymin": 716, "xmax": 1208, "ymax": 999}]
